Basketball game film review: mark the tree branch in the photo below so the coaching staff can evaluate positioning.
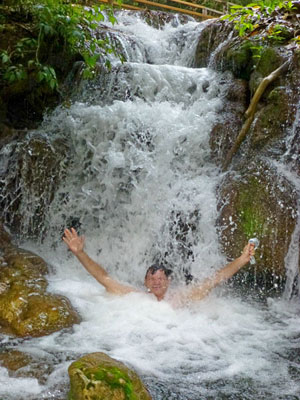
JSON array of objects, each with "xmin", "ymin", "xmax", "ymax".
[{"xmin": 222, "ymin": 60, "xmax": 290, "ymax": 171}]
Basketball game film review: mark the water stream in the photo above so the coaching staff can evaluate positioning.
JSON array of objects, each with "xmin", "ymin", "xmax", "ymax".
[{"xmin": 1, "ymin": 12, "xmax": 300, "ymax": 400}]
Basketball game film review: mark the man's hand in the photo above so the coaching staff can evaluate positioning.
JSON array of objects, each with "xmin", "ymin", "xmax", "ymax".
[
  {"xmin": 63, "ymin": 228, "xmax": 85, "ymax": 255},
  {"xmin": 240, "ymin": 242, "xmax": 255, "ymax": 264}
]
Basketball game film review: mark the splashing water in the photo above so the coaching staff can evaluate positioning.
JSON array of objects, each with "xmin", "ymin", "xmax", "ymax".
[{"xmin": 1, "ymin": 12, "xmax": 300, "ymax": 400}]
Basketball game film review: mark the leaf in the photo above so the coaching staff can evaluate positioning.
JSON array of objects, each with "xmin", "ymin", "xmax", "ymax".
[
  {"xmin": 109, "ymin": 15, "xmax": 117, "ymax": 25},
  {"xmin": 49, "ymin": 78, "xmax": 57, "ymax": 90},
  {"xmin": 7, "ymin": 73, "xmax": 17, "ymax": 83},
  {"xmin": 37, "ymin": 70, "xmax": 45, "ymax": 82},
  {"xmin": 0, "ymin": 52, "xmax": 10, "ymax": 64},
  {"xmin": 27, "ymin": 59, "xmax": 35, "ymax": 68},
  {"xmin": 230, "ymin": 4, "xmax": 244, "ymax": 9},
  {"xmin": 82, "ymin": 68, "xmax": 93, "ymax": 79},
  {"xmin": 16, "ymin": 69, "xmax": 26, "ymax": 80}
]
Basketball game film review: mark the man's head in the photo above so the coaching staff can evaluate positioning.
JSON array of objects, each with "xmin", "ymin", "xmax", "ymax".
[{"xmin": 144, "ymin": 264, "xmax": 172, "ymax": 301}]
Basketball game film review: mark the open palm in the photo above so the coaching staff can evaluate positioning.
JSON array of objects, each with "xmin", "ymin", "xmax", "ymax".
[{"xmin": 63, "ymin": 228, "xmax": 85, "ymax": 255}]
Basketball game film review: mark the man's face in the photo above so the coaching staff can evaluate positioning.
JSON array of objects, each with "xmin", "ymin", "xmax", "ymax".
[{"xmin": 144, "ymin": 269, "xmax": 170, "ymax": 301}]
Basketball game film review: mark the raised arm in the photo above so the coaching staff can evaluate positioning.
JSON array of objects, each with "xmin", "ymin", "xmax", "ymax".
[
  {"xmin": 177, "ymin": 242, "xmax": 255, "ymax": 304},
  {"xmin": 63, "ymin": 228, "xmax": 136, "ymax": 295}
]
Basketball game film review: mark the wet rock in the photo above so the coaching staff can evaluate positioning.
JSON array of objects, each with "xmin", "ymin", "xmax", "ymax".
[
  {"xmin": 194, "ymin": 4, "xmax": 300, "ymax": 291},
  {"xmin": 193, "ymin": 20, "xmax": 237, "ymax": 69},
  {"xmin": 123, "ymin": 9, "xmax": 193, "ymax": 29},
  {"xmin": 0, "ymin": 221, "xmax": 12, "ymax": 246},
  {"xmin": 209, "ymin": 76, "xmax": 248, "ymax": 166},
  {"xmin": 0, "ymin": 349, "xmax": 54, "ymax": 384},
  {"xmin": 0, "ymin": 350, "xmax": 32, "ymax": 372},
  {"xmin": 68, "ymin": 352, "xmax": 152, "ymax": 400},
  {"xmin": 194, "ymin": 10, "xmax": 300, "ymax": 170},
  {"xmin": 248, "ymin": 47, "xmax": 286, "ymax": 94},
  {"xmin": 0, "ymin": 224, "xmax": 80, "ymax": 337},
  {"xmin": 0, "ymin": 133, "xmax": 71, "ymax": 238},
  {"xmin": 247, "ymin": 52, "xmax": 300, "ymax": 156},
  {"xmin": 0, "ymin": 123, "xmax": 21, "ymax": 150},
  {"xmin": 216, "ymin": 161, "xmax": 298, "ymax": 292}
]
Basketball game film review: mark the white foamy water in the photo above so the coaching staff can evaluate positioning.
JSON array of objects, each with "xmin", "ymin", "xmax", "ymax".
[{"xmin": 1, "ymin": 11, "xmax": 300, "ymax": 400}]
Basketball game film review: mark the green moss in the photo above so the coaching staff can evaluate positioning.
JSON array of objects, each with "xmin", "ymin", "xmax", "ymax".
[
  {"xmin": 91, "ymin": 366, "xmax": 136, "ymax": 399},
  {"xmin": 68, "ymin": 352, "xmax": 153, "ymax": 400},
  {"xmin": 267, "ymin": 86, "xmax": 285, "ymax": 102},
  {"xmin": 236, "ymin": 178, "xmax": 270, "ymax": 238},
  {"xmin": 226, "ymin": 40, "xmax": 254, "ymax": 79},
  {"xmin": 69, "ymin": 365, "xmax": 138, "ymax": 399},
  {"xmin": 256, "ymin": 47, "xmax": 282, "ymax": 77}
]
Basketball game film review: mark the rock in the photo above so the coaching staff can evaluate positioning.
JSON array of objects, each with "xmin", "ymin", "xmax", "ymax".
[
  {"xmin": 247, "ymin": 51, "xmax": 300, "ymax": 155},
  {"xmin": 216, "ymin": 161, "xmax": 298, "ymax": 291},
  {"xmin": 193, "ymin": 20, "xmax": 237, "ymax": 69},
  {"xmin": 0, "ymin": 222, "xmax": 12, "ymax": 246},
  {"xmin": 209, "ymin": 76, "xmax": 248, "ymax": 166},
  {"xmin": 68, "ymin": 352, "xmax": 152, "ymax": 400},
  {"xmin": 0, "ymin": 348, "xmax": 70, "ymax": 386},
  {"xmin": 194, "ymin": 10, "xmax": 300, "ymax": 166},
  {"xmin": 0, "ymin": 133, "xmax": 71, "ymax": 238},
  {"xmin": 0, "ymin": 350, "xmax": 33, "ymax": 372},
  {"xmin": 123, "ymin": 9, "xmax": 193, "ymax": 29},
  {"xmin": 0, "ymin": 224, "xmax": 80, "ymax": 337},
  {"xmin": 0, "ymin": 349, "xmax": 54, "ymax": 383}
]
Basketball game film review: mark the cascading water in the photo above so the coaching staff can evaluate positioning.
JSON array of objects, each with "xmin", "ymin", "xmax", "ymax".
[
  {"xmin": 1, "ymin": 11, "xmax": 300, "ymax": 400},
  {"xmin": 275, "ymin": 101, "xmax": 300, "ymax": 301}
]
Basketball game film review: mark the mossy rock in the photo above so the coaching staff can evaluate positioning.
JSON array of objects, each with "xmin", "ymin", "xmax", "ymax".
[
  {"xmin": 68, "ymin": 352, "xmax": 152, "ymax": 400},
  {"xmin": 4, "ymin": 246, "xmax": 49, "ymax": 276},
  {"xmin": 194, "ymin": 24, "xmax": 255, "ymax": 78},
  {"xmin": 222, "ymin": 39, "xmax": 255, "ymax": 80},
  {"xmin": 193, "ymin": 20, "xmax": 237, "ymax": 68},
  {"xmin": 217, "ymin": 162, "xmax": 298, "ymax": 292},
  {"xmin": 249, "ymin": 86, "xmax": 291, "ymax": 148},
  {"xmin": 0, "ymin": 226, "xmax": 80, "ymax": 337},
  {"xmin": 16, "ymin": 293, "xmax": 80, "ymax": 337},
  {"xmin": 249, "ymin": 47, "xmax": 285, "ymax": 95},
  {"xmin": 248, "ymin": 51, "xmax": 299, "ymax": 152},
  {"xmin": 0, "ymin": 260, "xmax": 80, "ymax": 337}
]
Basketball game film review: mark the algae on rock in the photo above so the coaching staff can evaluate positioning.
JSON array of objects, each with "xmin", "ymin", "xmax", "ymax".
[
  {"xmin": 217, "ymin": 162, "xmax": 298, "ymax": 291},
  {"xmin": 68, "ymin": 352, "xmax": 152, "ymax": 400}
]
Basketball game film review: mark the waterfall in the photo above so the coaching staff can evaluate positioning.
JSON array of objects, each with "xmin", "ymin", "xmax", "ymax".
[
  {"xmin": 275, "ymin": 100, "xmax": 300, "ymax": 300},
  {"xmin": 1, "ymin": 11, "xmax": 300, "ymax": 400},
  {"xmin": 38, "ymin": 13, "xmax": 229, "ymax": 284}
]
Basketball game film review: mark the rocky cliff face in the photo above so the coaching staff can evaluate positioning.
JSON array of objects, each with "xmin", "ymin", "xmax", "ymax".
[{"xmin": 193, "ymin": 2, "xmax": 300, "ymax": 291}]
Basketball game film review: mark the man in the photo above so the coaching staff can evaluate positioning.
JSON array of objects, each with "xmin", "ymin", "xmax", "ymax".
[{"xmin": 63, "ymin": 227, "xmax": 255, "ymax": 307}]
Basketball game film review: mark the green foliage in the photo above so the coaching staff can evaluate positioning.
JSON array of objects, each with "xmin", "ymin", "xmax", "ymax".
[
  {"xmin": 0, "ymin": 0, "xmax": 121, "ymax": 93},
  {"xmin": 221, "ymin": 0, "xmax": 297, "ymax": 65},
  {"xmin": 222, "ymin": 0, "xmax": 296, "ymax": 38}
]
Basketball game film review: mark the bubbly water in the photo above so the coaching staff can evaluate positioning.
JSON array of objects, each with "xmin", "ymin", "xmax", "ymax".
[{"xmin": 1, "ymin": 12, "xmax": 300, "ymax": 400}]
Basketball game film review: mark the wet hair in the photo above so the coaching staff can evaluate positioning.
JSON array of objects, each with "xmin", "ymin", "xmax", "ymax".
[{"xmin": 145, "ymin": 263, "xmax": 173, "ymax": 280}]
